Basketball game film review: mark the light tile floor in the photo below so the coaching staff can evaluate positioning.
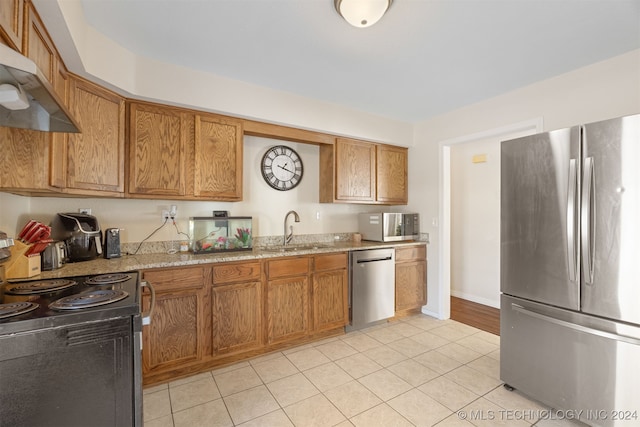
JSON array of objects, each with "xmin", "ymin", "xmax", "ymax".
[{"xmin": 143, "ymin": 314, "xmax": 587, "ymax": 427}]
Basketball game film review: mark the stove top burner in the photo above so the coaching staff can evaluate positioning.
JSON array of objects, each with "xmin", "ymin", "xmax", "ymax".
[
  {"xmin": 84, "ymin": 273, "xmax": 132, "ymax": 285},
  {"xmin": 49, "ymin": 289, "xmax": 129, "ymax": 311},
  {"xmin": 5, "ymin": 280, "xmax": 77, "ymax": 295},
  {"xmin": 0, "ymin": 302, "xmax": 39, "ymax": 319}
]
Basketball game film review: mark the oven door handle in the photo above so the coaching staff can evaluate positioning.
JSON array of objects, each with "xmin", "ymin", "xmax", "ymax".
[{"xmin": 140, "ymin": 280, "xmax": 156, "ymax": 326}]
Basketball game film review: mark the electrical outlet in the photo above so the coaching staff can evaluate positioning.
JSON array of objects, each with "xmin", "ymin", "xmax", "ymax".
[
  {"xmin": 162, "ymin": 210, "xmax": 170, "ymax": 221},
  {"xmin": 79, "ymin": 208, "xmax": 92, "ymax": 215},
  {"xmin": 169, "ymin": 205, "xmax": 177, "ymax": 218}
]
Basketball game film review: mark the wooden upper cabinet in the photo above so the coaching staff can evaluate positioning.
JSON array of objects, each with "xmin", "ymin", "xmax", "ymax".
[
  {"xmin": 128, "ymin": 105, "xmax": 244, "ymax": 201},
  {"xmin": 66, "ymin": 75, "xmax": 125, "ymax": 194},
  {"xmin": 376, "ymin": 144, "xmax": 408, "ymax": 204},
  {"xmin": 335, "ymin": 138, "xmax": 376, "ymax": 202},
  {"xmin": 320, "ymin": 138, "xmax": 408, "ymax": 205},
  {"xmin": 194, "ymin": 114, "xmax": 243, "ymax": 200},
  {"xmin": 23, "ymin": 1, "xmax": 56, "ymax": 83},
  {"xmin": 0, "ymin": 127, "xmax": 52, "ymax": 192},
  {"xmin": 128, "ymin": 101, "xmax": 187, "ymax": 197},
  {"xmin": 0, "ymin": 0, "xmax": 24, "ymax": 50},
  {"xmin": 49, "ymin": 61, "xmax": 70, "ymax": 189}
]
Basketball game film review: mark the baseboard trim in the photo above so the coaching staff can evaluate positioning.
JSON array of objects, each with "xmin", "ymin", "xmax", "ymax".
[
  {"xmin": 450, "ymin": 290, "xmax": 499, "ymax": 309},
  {"xmin": 450, "ymin": 296, "xmax": 500, "ymax": 335}
]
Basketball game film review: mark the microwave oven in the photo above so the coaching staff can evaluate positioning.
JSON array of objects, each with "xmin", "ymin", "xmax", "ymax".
[{"xmin": 358, "ymin": 213, "xmax": 420, "ymax": 242}]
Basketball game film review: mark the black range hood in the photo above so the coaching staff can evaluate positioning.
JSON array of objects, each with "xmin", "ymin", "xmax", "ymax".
[{"xmin": 0, "ymin": 43, "xmax": 80, "ymax": 133}]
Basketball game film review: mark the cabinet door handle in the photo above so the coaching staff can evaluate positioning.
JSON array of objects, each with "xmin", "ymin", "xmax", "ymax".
[{"xmin": 141, "ymin": 280, "xmax": 156, "ymax": 326}]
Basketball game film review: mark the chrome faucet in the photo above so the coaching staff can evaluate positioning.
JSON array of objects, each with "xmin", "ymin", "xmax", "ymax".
[{"xmin": 283, "ymin": 210, "xmax": 300, "ymax": 246}]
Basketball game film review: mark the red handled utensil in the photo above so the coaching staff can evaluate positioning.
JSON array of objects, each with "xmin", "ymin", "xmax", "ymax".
[{"xmin": 24, "ymin": 239, "xmax": 53, "ymax": 256}]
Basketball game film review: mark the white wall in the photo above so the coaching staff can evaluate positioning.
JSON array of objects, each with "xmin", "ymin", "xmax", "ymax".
[
  {"xmin": 450, "ymin": 138, "xmax": 501, "ymax": 308},
  {"xmin": 409, "ymin": 49, "xmax": 640, "ymax": 318},
  {"xmin": 35, "ymin": 0, "xmax": 414, "ymax": 147},
  {"xmin": 3, "ymin": 136, "xmax": 379, "ymax": 243},
  {"xmin": 0, "ymin": 193, "xmax": 30, "ymax": 235}
]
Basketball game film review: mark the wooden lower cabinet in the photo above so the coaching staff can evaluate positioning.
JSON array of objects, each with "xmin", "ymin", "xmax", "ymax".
[
  {"xmin": 212, "ymin": 281, "xmax": 262, "ymax": 354},
  {"xmin": 266, "ymin": 257, "xmax": 311, "ymax": 344},
  {"xmin": 395, "ymin": 245, "xmax": 427, "ymax": 314},
  {"xmin": 266, "ymin": 277, "xmax": 310, "ymax": 344},
  {"xmin": 312, "ymin": 253, "xmax": 349, "ymax": 332},
  {"xmin": 211, "ymin": 261, "xmax": 262, "ymax": 355},
  {"xmin": 141, "ymin": 254, "xmax": 349, "ymax": 385},
  {"xmin": 141, "ymin": 266, "xmax": 210, "ymax": 379}
]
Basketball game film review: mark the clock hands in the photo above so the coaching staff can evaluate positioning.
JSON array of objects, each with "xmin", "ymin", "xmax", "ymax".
[{"xmin": 278, "ymin": 163, "xmax": 294, "ymax": 174}]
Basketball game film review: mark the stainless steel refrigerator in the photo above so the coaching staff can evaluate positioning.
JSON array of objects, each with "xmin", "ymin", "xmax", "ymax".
[{"xmin": 500, "ymin": 114, "xmax": 640, "ymax": 426}]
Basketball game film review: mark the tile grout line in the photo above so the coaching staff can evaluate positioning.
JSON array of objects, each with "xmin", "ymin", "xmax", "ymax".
[{"xmin": 144, "ymin": 314, "xmax": 520, "ymax": 427}]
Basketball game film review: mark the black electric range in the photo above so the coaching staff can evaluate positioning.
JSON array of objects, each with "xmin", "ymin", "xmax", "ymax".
[
  {"xmin": 0, "ymin": 271, "xmax": 144, "ymax": 427},
  {"xmin": 0, "ymin": 271, "xmax": 141, "ymax": 335}
]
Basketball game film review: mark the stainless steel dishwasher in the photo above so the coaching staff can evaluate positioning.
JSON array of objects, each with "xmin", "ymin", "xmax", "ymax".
[{"xmin": 348, "ymin": 248, "xmax": 395, "ymax": 330}]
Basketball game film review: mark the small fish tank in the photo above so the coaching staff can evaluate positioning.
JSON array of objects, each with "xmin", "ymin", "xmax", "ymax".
[{"xmin": 189, "ymin": 216, "xmax": 253, "ymax": 254}]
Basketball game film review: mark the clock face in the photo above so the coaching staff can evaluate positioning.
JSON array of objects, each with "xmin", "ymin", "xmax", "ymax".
[{"xmin": 261, "ymin": 145, "xmax": 304, "ymax": 191}]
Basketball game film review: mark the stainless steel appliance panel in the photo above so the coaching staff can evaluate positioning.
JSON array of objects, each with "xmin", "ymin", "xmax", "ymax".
[
  {"xmin": 349, "ymin": 248, "xmax": 395, "ymax": 329},
  {"xmin": 501, "ymin": 127, "xmax": 581, "ymax": 310},
  {"xmin": 358, "ymin": 213, "xmax": 420, "ymax": 242},
  {"xmin": 501, "ymin": 294, "xmax": 640, "ymax": 427},
  {"xmin": 581, "ymin": 115, "xmax": 640, "ymax": 325}
]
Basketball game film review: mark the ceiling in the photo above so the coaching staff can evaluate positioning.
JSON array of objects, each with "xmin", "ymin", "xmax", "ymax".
[{"xmin": 78, "ymin": 0, "xmax": 640, "ymax": 123}]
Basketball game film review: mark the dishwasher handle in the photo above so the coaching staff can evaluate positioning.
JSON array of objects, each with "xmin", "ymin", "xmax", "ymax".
[{"xmin": 356, "ymin": 256, "xmax": 393, "ymax": 264}]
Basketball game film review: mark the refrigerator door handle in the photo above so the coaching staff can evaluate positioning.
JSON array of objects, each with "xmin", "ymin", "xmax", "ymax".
[
  {"xmin": 581, "ymin": 156, "xmax": 596, "ymax": 284},
  {"xmin": 566, "ymin": 158, "xmax": 579, "ymax": 282},
  {"xmin": 511, "ymin": 303, "xmax": 640, "ymax": 346}
]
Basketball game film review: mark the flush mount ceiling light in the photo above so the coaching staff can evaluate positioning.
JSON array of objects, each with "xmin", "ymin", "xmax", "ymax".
[{"xmin": 334, "ymin": 0, "xmax": 393, "ymax": 28}]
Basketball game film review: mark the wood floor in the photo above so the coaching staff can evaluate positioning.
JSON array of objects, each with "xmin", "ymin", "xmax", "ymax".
[{"xmin": 450, "ymin": 296, "xmax": 500, "ymax": 336}]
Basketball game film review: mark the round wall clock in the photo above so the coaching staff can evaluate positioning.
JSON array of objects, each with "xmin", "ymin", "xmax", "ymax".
[{"xmin": 261, "ymin": 145, "xmax": 304, "ymax": 191}]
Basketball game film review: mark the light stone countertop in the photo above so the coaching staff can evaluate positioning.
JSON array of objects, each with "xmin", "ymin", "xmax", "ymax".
[{"xmin": 32, "ymin": 240, "xmax": 427, "ymax": 280}]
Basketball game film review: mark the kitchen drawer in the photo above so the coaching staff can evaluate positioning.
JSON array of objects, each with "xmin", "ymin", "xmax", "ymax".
[
  {"xmin": 142, "ymin": 266, "xmax": 208, "ymax": 291},
  {"xmin": 267, "ymin": 257, "xmax": 309, "ymax": 279},
  {"xmin": 314, "ymin": 253, "xmax": 347, "ymax": 272},
  {"xmin": 212, "ymin": 261, "xmax": 261, "ymax": 285},
  {"xmin": 395, "ymin": 245, "xmax": 426, "ymax": 262}
]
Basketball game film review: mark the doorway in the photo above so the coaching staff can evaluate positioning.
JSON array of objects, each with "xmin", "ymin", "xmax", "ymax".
[{"xmin": 437, "ymin": 118, "xmax": 543, "ymax": 325}]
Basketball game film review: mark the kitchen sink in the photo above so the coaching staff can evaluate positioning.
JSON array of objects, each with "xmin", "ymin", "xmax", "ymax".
[{"xmin": 261, "ymin": 244, "xmax": 333, "ymax": 253}]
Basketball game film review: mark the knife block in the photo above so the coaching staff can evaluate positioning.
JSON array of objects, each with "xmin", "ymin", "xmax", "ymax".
[{"xmin": 5, "ymin": 241, "xmax": 41, "ymax": 279}]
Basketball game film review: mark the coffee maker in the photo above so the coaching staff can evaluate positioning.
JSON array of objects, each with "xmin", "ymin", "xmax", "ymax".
[{"xmin": 51, "ymin": 213, "xmax": 102, "ymax": 262}]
